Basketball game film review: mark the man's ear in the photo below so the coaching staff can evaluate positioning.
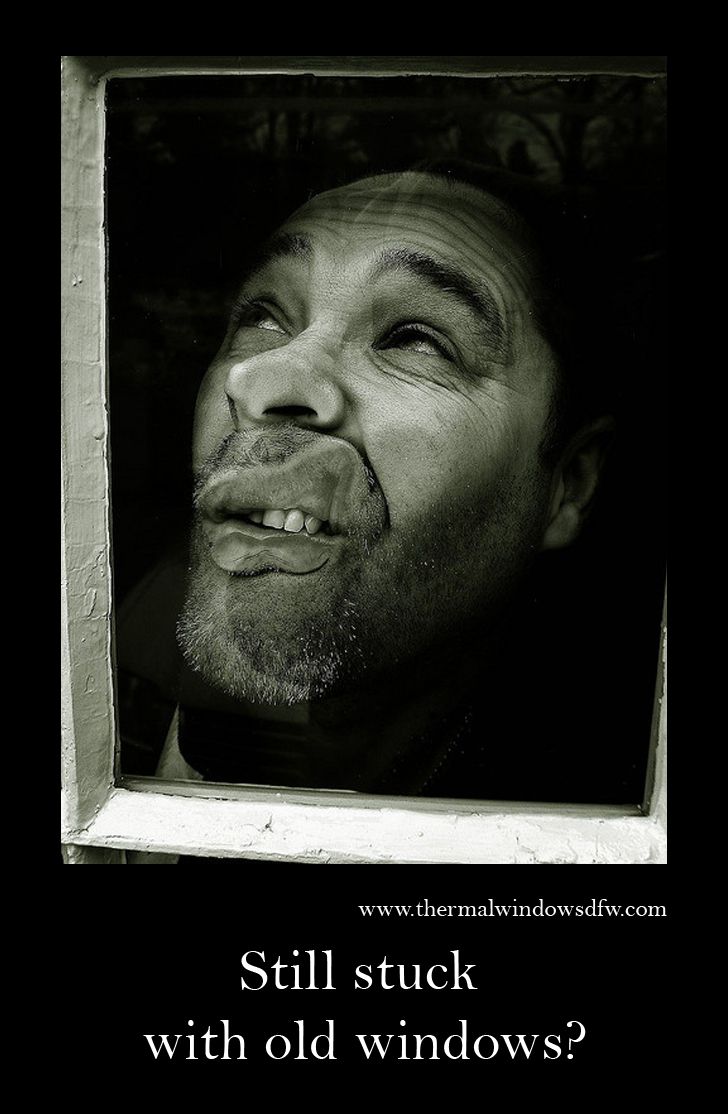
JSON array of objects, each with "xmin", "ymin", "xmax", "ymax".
[{"xmin": 541, "ymin": 416, "xmax": 615, "ymax": 552}]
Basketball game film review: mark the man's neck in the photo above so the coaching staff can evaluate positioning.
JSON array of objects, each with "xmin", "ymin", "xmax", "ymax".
[
  {"xmin": 178, "ymin": 627, "xmax": 506, "ymax": 793},
  {"xmin": 287, "ymin": 634, "xmax": 500, "ymax": 792}
]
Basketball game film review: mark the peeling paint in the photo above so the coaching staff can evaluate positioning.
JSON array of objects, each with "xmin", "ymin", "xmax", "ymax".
[
  {"xmin": 83, "ymin": 588, "xmax": 97, "ymax": 616},
  {"xmin": 61, "ymin": 57, "xmax": 116, "ymax": 833},
  {"xmin": 61, "ymin": 786, "xmax": 667, "ymax": 865}
]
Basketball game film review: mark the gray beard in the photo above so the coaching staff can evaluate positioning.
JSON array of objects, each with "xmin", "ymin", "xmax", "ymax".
[
  {"xmin": 176, "ymin": 467, "xmax": 549, "ymax": 707},
  {"xmin": 177, "ymin": 525, "xmax": 372, "ymax": 704}
]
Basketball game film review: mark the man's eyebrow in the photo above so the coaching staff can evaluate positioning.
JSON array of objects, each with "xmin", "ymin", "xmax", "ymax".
[
  {"xmin": 242, "ymin": 231, "xmax": 313, "ymax": 280},
  {"xmin": 370, "ymin": 247, "xmax": 508, "ymax": 355}
]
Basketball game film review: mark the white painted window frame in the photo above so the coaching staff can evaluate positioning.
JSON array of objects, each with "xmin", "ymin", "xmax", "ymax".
[{"xmin": 61, "ymin": 55, "xmax": 667, "ymax": 865}]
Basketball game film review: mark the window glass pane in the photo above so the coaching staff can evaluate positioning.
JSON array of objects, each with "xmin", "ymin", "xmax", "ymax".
[{"xmin": 108, "ymin": 73, "xmax": 666, "ymax": 805}]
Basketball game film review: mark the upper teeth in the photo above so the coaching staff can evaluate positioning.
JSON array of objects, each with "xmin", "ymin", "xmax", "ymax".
[{"xmin": 249, "ymin": 508, "xmax": 323, "ymax": 535}]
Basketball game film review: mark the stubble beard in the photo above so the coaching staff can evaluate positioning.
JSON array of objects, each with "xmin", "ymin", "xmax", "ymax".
[
  {"xmin": 177, "ymin": 520, "xmax": 374, "ymax": 705},
  {"xmin": 176, "ymin": 464, "xmax": 551, "ymax": 708}
]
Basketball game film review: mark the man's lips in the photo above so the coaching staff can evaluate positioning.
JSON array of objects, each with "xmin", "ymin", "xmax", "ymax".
[
  {"xmin": 200, "ymin": 478, "xmax": 333, "ymax": 533},
  {"xmin": 194, "ymin": 427, "xmax": 386, "ymax": 577},
  {"xmin": 196, "ymin": 429, "xmax": 372, "ymax": 535},
  {"xmin": 203, "ymin": 516, "xmax": 337, "ymax": 576},
  {"xmin": 198, "ymin": 470, "xmax": 344, "ymax": 576}
]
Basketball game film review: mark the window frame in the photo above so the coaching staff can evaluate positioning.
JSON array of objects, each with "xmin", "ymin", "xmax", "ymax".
[{"xmin": 60, "ymin": 55, "xmax": 667, "ymax": 865}]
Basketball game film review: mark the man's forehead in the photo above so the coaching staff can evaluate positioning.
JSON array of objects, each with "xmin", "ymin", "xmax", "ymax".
[
  {"xmin": 270, "ymin": 172, "xmax": 535, "ymax": 288},
  {"xmin": 288, "ymin": 171, "xmax": 518, "ymax": 229}
]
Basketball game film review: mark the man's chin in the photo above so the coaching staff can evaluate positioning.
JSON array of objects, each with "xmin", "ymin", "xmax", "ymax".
[{"xmin": 176, "ymin": 562, "xmax": 368, "ymax": 706}]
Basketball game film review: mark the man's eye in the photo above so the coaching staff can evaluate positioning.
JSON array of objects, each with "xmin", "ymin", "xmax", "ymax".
[
  {"xmin": 254, "ymin": 315, "xmax": 286, "ymax": 334},
  {"xmin": 234, "ymin": 300, "xmax": 287, "ymax": 335},
  {"xmin": 382, "ymin": 326, "xmax": 451, "ymax": 360}
]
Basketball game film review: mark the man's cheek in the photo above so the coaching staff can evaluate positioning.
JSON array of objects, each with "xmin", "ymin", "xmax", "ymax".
[{"xmin": 365, "ymin": 409, "xmax": 515, "ymax": 528}]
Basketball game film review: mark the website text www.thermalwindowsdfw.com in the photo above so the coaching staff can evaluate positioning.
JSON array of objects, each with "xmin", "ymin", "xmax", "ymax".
[{"xmin": 358, "ymin": 898, "xmax": 667, "ymax": 918}]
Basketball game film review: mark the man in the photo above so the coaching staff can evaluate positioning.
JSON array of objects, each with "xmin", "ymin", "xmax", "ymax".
[{"xmin": 128, "ymin": 163, "xmax": 616, "ymax": 800}]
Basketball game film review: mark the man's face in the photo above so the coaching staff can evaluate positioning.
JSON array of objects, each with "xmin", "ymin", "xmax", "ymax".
[{"xmin": 178, "ymin": 172, "xmax": 562, "ymax": 704}]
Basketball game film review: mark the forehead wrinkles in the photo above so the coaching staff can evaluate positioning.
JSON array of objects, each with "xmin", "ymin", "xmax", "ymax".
[{"xmin": 284, "ymin": 186, "xmax": 540, "ymax": 357}]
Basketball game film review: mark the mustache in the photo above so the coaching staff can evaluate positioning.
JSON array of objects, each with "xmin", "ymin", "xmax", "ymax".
[
  {"xmin": 196, "ymin": 425, "xmax": 375, "ymax": 487},
  {"xmin": 193, "ymin": 424, "xmax": 386, "ymax": 536}
]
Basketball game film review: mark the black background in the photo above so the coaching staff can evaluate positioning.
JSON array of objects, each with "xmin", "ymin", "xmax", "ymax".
[{"xmin": 68, "ymin": 870, "xmax": 671, "ymax": 1095}]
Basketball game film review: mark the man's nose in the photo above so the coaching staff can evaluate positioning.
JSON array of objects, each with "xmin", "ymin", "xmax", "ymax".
[{"xmin": 225, "ymin": 339, "xmax": 347, "ymax": 432}]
